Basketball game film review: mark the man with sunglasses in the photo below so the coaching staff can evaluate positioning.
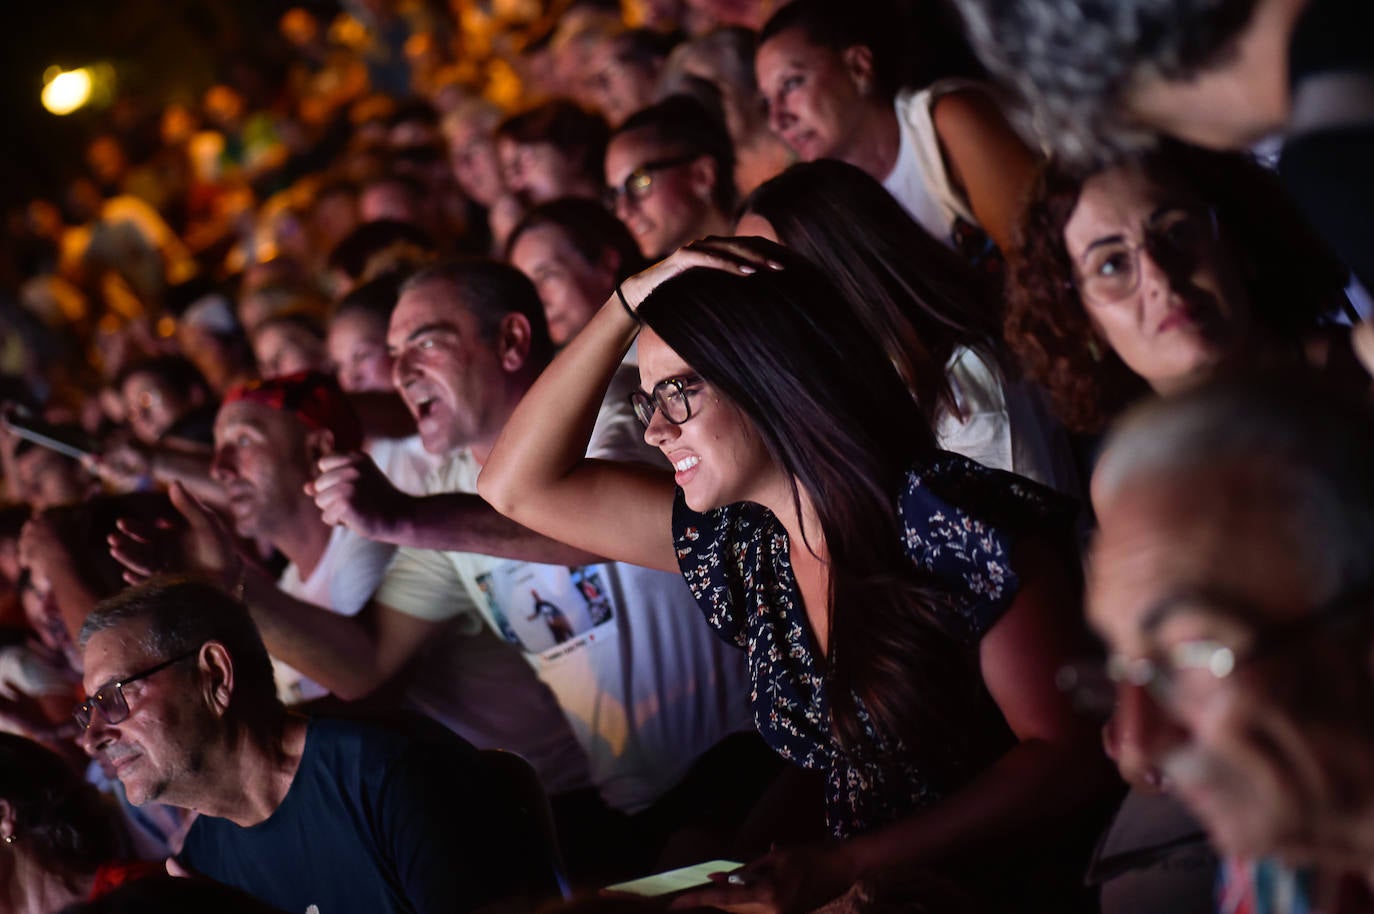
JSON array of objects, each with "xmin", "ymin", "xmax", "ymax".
[
  {"xmin": 1085, "ymin": 372, "xmax": 1374, "ymax": 904},
  {"xmin": 76, "ymin": 577, "xmax": 513, "ymax": 913},
  {"xmin": 604, "ymin": 96, "xmax": 736, "ymax": 259}
]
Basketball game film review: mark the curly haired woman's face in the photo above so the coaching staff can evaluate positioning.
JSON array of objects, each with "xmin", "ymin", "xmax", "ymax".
[{"xmin": 1063, "ymin": 167, "xmax": 1249, "ymax": 394}]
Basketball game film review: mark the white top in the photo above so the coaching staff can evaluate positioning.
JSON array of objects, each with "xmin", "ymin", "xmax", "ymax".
[
  {"xmin": 376, "ymin": 382, "xmax": 753, "ymax": 813},
  {"xmin": 936, "ymin": 346, "xmax": 1081, "ymax": 497},
  {"xmin": 272, "ymin": 524, "xmax": 397, "ymax": 704},
  {"xmin": 883, "ymin": 80, "xmax": 987, "ymax": 245},
  {"xmin": 367, "ymin": 433, "xmax": 439, "ymax": 495}
]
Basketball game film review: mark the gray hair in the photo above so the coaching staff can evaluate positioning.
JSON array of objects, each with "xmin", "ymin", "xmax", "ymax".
[
  {"xmin": 953, "ymin": 0, "xmax": 1259, "ymax": 161},
  {"xmin": 400, "ymin": 258, "xmax": 554, "ymax": 371},
  {"xmin": 81, "ymin": 577, "xmax": 283, "ymax": 730},
  {"xmin": 1095, "ymin": 373, "xmax": 1374, "ymax": 600}
]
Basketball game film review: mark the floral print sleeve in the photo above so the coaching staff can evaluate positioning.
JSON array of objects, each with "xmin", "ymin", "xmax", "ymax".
[{"xmin": 671, "ymin": 495, "xmax": 756, "ymax": 649}]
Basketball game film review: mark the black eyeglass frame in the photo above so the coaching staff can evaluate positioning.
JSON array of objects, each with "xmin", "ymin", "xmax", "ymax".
[
  {"xmin": 74, "ymin": 648, "xmax": 201, "ymax": 731},
  {"xmin": 602, "ymin": 153, "xmax": 701, "ymax": 210},
  {"xmin": 628, "ymin": 374, "xmax": 705, "ymax": 429}
]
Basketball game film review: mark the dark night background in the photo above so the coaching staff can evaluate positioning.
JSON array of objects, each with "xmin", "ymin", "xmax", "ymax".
[{"xmin": 0, "ymin": 0, "xmax": 330, "ymax": 212}]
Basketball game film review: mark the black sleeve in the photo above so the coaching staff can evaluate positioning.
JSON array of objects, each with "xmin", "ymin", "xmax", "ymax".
[
  {"xmin": 375, "ymin": 741, "xmax": 507, "ymax": 914},
  {"xmin": 1280, "ymin": 125, "xmax": 1374, "ymax": 293}
]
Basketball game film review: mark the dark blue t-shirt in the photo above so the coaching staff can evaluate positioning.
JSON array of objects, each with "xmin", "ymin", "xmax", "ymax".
[{"xmin": 180, "ymin": 716, "xmax": 504, "ymax": 914}]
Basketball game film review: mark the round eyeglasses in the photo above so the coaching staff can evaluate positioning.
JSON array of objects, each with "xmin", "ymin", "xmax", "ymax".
[
  {"xmin": 1074, "ymin": 206, "xmax": 1219, "ymax": 304},
  {"xmin": 629, "ymin": 374, "xmax": 704, "ymax": 429},
  {"xmin": 74, "ymin": 648, "xmax": 200, "ymax": 730}
]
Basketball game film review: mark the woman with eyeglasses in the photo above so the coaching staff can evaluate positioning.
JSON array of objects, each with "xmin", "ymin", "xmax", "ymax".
[
  {"xmin": 603, "ymin": 96, "xmax": 736, "ymax": 260},
  {"xmin": 1006, "ymin": 141, "xmax": 1353, "ymax": 435},
  {"xmin": 479, "ymin": 239, "xmax": 1112, "ymax": 913}
]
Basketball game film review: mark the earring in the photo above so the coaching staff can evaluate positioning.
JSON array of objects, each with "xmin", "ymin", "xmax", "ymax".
[
  {"xmin": 1086, "ymin": 338, "xmax": 1103, "ymax": 363},
  {"xmin": 4, "ymin": 834, "xmax": 14, "ymax": 845}
]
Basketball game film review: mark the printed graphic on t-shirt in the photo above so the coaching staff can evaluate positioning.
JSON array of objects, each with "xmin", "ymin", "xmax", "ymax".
[{"xmin": 476, "ymin": 563, "xmax": 617, "ymax": 658}]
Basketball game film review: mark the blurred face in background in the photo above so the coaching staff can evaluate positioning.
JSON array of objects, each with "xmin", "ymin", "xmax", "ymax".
[
  {"xmin": 509, "ymin": 224, "xmax": 617, "ymax": 346},
  {"xmin": 312, "ymin": 190, "xmax": 359, "ymax": 256},
  {"xmin": 447, "ymin": 118, "xmax": 506, "ymax": 209},
  {"xmin": 360, "ymin": 180, "xmax": 424, "ymax": 226},
  {"xmin": 583, "ymin": 49, "xmax": 660, "ymax": 126},
  {"xmin": 251, "ymin": 322, "xmax": 330, "ymax": 380},
  {"xmin": 13, "ymin": 448, "xmax": 93, "ymax": 511},
  {"xmin": 121, "ymin": 372, "xmax": 199, "ymax": 445},
  {"xmin": 1088, "ymin": 464, "xmax": 1374, "ymax": 862},
  {"xmin": 500, "ymin": 138, "xmax": 589, "ymax": 206},
  {"xmin": 605, "ymin": 129, "xmax": 716, "ymax": 258},
  {"xmin": 755, "ymin": 26, "xmax": 870, "ymax": 163},
  {"xmin": 328, "ymin": 310, "xmax": 394, "ymax": 393},
  {"xmin": 211, "ymin": 400, "xmax": 316, "ymax": 539}
]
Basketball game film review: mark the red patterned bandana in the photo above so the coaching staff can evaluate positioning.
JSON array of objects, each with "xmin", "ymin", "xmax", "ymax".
[{"xmin": 223, "ymin": 372, "xmax": 364, "ymax": 453}]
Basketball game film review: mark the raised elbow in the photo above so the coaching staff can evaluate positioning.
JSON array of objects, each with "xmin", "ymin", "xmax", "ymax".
[{"xmin": 475, "ymin": 464, "xmax": 519, "ymax": 520}]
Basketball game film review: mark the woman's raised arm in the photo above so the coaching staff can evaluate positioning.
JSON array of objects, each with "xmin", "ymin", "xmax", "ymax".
[{"xmin": 479, "ymin": 241, "xmax": 772, "ymax": 574}]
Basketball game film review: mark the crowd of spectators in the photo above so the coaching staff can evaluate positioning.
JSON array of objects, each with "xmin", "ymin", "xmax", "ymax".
[{"xmin": 0, "ymin": 0, "xmax": 1371, "ymax": 912}]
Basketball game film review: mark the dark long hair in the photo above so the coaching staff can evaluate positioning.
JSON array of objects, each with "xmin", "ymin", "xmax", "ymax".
[
  {"xmin": 0, "ymin": 734, "xmax": 121, "ymax": 885},
  {"xmin": 638, "ymin": 247, "xmax": 990, "ymax": 764},
  {"xmin": 740, "ymin": 159, "xmax": 1004, "ymax": 424}
]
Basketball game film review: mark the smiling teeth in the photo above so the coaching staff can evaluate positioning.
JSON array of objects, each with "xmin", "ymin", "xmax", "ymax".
[{"xmin": 674, "ymin": 456, "xmax": 699, "ymax": 472}]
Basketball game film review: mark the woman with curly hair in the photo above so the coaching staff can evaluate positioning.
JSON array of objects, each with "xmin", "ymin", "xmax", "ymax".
[
  {"xmin": 0, "ymin": 734, "xmax": 157, "ymax": 912},
  {"xmin": 1005, "ymin": 141, "xmax": 1352, "ymax": 434}
]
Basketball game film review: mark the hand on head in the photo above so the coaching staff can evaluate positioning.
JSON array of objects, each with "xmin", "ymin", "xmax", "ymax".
[{"xmin": 617, "ymin": 236, "xmax": 786, "ymax": 316}]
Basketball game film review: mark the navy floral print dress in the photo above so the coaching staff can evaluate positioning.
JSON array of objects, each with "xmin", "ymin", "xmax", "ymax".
[{"xmin": 672, "ymin": 452, "xmax": 1073, "ymax": 837}]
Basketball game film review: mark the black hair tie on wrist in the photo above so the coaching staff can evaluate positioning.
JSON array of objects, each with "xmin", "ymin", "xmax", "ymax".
[{"xmin": 616, "ymin": 285, "xmax": 640, "ymax": 323}]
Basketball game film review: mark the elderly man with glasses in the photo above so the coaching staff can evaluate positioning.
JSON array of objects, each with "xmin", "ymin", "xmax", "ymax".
[
  {"xmin": 76, "ymin": 576, "xmax": 514, "ymax": 914},
  {"xmin": 1084, "ymin": 371, "xmax": 1374, "ymax": 906},
  {"xmin": 129, "ymin": 259, "xmax": 760, "ymax": 882}
]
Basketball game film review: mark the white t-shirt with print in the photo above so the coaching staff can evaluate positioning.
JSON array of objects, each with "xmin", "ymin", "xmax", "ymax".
[{"xmin": 376, "ymin": 369, "xmax": 753, "ymax": 813}]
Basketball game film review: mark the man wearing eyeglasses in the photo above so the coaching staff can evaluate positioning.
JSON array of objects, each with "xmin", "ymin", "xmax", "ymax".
[
  {"xmin": 76, "ymin": 577, "xmax": 512, "ymax": 913},
  {"xmin": 143, "ymin": 260, "xmax": 759, "ymax": 879},
  {"xmin": 1085, "ymin": 372, "xmax": 1374, "ymax": 903}
]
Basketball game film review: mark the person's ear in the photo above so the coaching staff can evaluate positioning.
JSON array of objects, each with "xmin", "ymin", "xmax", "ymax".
[
  {"xmin": 687, "ymin": 155, "xmax": 719, "ymax": 205},
  {"xmin": 199, "ymin": 641, "xmax": 235, "ymax": 718},
  {"xmin": 841, "ymin": 44, "xmax": 876, "ymax": 97},
  {"xmin": 0, "ymin": 798, "xmax": 14, "ymax": 844},
  {"xmin": 496, "ymin": 312, "xmax": 534, "ymax": 373}
]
